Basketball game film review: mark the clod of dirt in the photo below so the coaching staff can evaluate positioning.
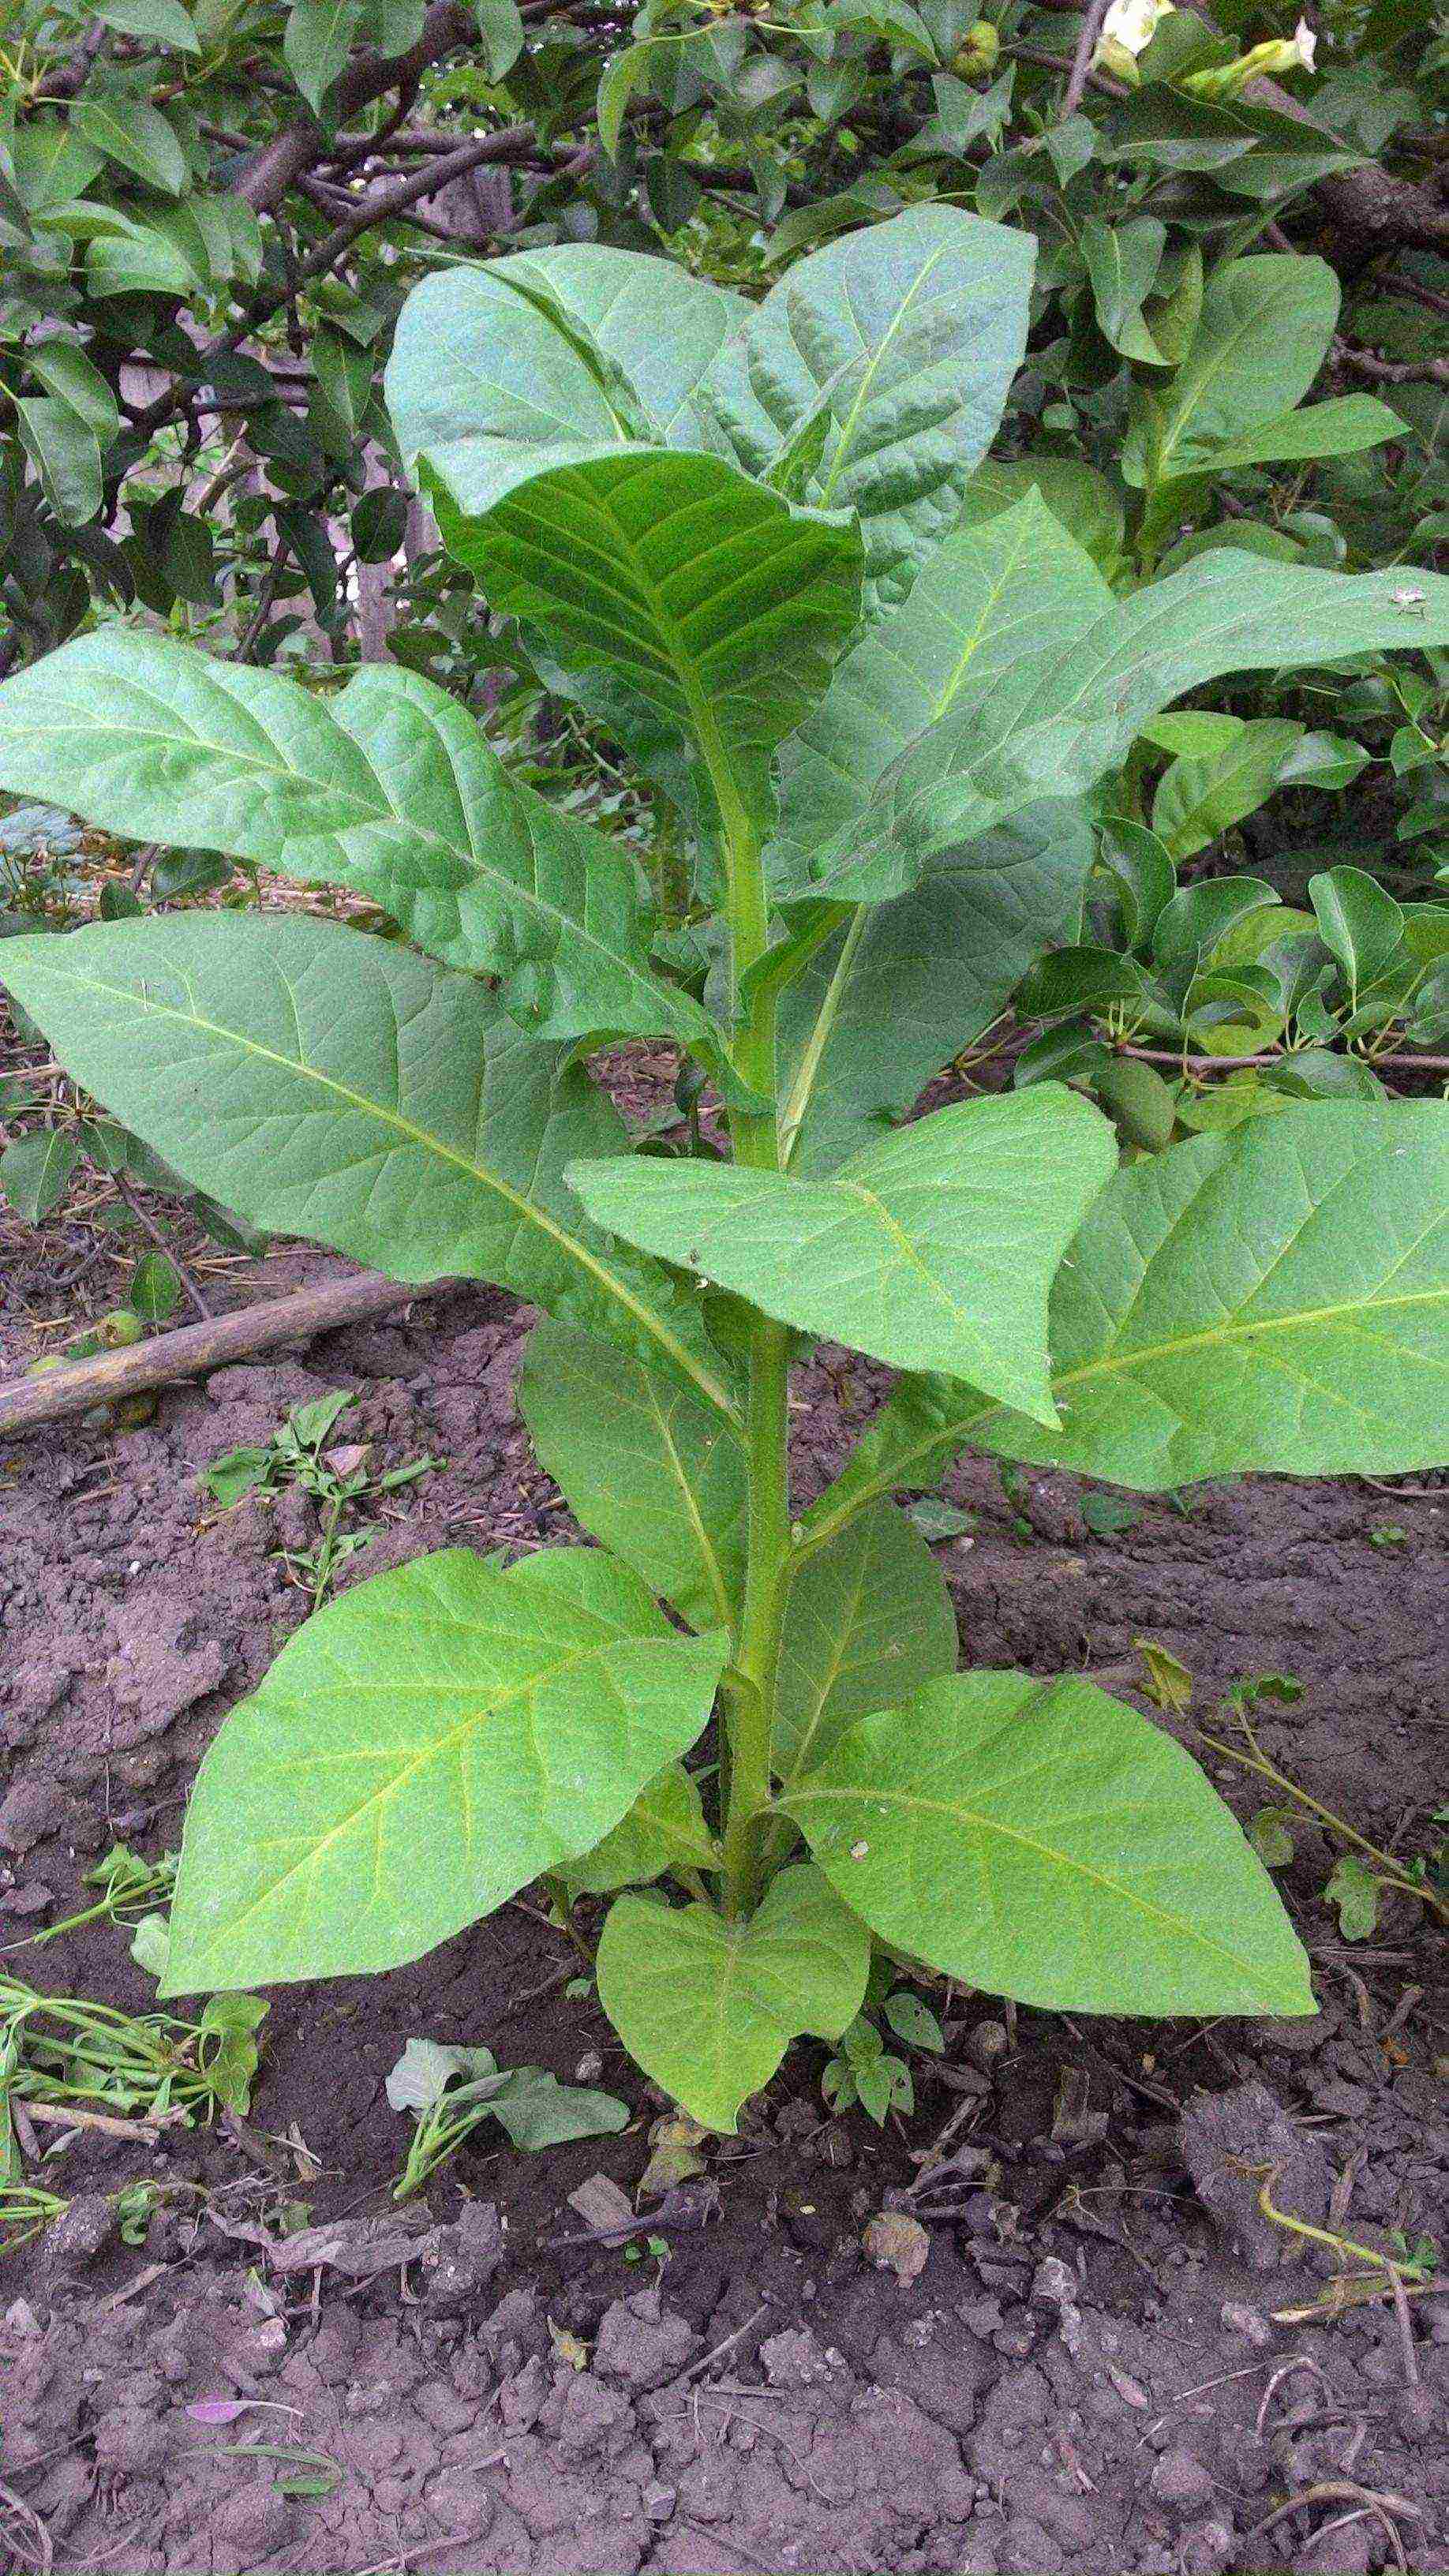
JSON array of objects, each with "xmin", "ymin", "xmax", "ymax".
[
  {"xmin": 1148, "ymin": 2444, "xmax": 1216, "ymax": 2510},
  {"xmin": 105, "ymin": 1587, "xmax": 234, "ymax": 1735},
  {"xmin": 44, "ymin": 2189, "xmax": 118, "ymax": 2271},
  {"xmin": 1178, "ymin": 2077, "xmax": 1331, "ymax": 2268},
  {"xmin": 0, "ymin": 1777, "xmax": 64, "ymax": 1852},
  {"xmin": 593, "ymin": 2291, "xmax": 698, "ymax": 2388},
  {"xmin": 423, "ymin": 2196, "xmax": 505, "ymax": 2316}
]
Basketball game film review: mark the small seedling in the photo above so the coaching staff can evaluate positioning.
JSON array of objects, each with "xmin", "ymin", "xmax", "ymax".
[
  {"xmin": 1082, "ymin": 1491, "xmax": 1141, "ymax": 1537},
  {"xmin": 1369, "ymin": 1523, "xmax": 1407, "ymax": 1548},
  {"xmin": 202, "ymin": 1390, "xmax": 440, "ymax": 1607},
  {"xmin": 1135, "ymin": 1638, "xmax": 1194, "ymax": 1716},
  {"xmin": 0, "ymin": 1974, "xmax": 267, "ymax": 2129},
  {"xmin": 623, "ymin": 2234, "xmax": 671, "ymax": 2267},
  {"xmin": 385, "ymin": 2037, "xmax": 628, "ymax": 2199},
  {"xmin": 3, "ymin": 1842, "xmax": 178, "ymax": 1954},
  {"xmin": 1198, "ymin": 1683, "xmax": 1447, "ymax": 1930},
  {"xmin": 823, "ymin": 1970, "xmax": 945, "ymax": 2124}
]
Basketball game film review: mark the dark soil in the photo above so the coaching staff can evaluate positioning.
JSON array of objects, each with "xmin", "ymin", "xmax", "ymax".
[{"xmin": 2, "ymin": 1234, "xmax": 1447, "ymax": 2574}]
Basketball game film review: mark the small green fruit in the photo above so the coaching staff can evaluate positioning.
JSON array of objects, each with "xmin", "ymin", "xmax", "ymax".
[
  {"xmin": 113, "ymin": 1391, "xmax": 159, "ymax": 1430},
  {"xmin": 96, "ymin": 1308, "xmax": 146, "ymax": 1349},
  {"xmin": 1094, "ymin": 1058, "xmax": 1178, "ymax": 1154},
  {"xmin": 953, "ymin": 19, "xmax": 999, "ymax": 73}
]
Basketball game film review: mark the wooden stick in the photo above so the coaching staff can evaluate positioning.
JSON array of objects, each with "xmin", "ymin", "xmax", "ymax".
[
  {"xmin": 0, "ymin": 1270, "xmax": 459, "ymax": 1440},
  {"xmin": 17, "ymin": 2100, "xmax": 178, "ymax": 2141}
]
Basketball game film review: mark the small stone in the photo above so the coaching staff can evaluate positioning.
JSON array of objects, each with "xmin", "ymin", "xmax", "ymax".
[
  {"xmin": 1221, "ymin": 2301, "xmax": 1274, "ymax": 2346},
  {"xmin": 1149, "ymin": 2447, "xmax": 1215, "ymax": 2509},
  {"xmin": 1030, "ymin": 2258, "xmax": 1076, "ymax": 2308},
  {"xmin": 967, "ymin": 2020, "xmax": 1009, "ymax": 2069},
  {"xmin": 643, "ymin": 2481, "xmax": 676, "ymax": 2522}
]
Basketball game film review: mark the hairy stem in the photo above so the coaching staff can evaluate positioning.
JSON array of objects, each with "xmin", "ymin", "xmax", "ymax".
[
  {"xmin": 695, "ymin": 710, "xmax": 792, "ymax": 1919},
  {"xmin": 721, "ymin": 1315, "xmax": 792, "ymax": 1917}
]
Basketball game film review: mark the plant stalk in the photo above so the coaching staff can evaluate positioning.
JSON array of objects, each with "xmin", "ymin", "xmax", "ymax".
[{"xmin": 698, "ymin": 712, "xmax": 792, "ymax": 1919}]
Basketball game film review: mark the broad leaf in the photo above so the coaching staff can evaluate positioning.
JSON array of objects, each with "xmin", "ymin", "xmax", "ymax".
[
  {"xmin": 803, "ymin": 500, "xmax": 1449, "ymax": 902},
  {"xmin": 410, "ymin": 442, "xmax": 863, "ymax": 829},
  {"xmin": 386, "ymin": 245, "xmax": 749, "ymax": 456},
  {"xmin": 519, "ymin": 1319, "xmax": 747, "ymax": 1631},
  {"xmin": 569, "ymin": 1085, "xmax": 1117, "ymax": 1424},
  {"xmin": 1309, "ymin": 864, "xmax": 1405, "ymax": 1001},
  {"xmin": 1151, "ymin": 719, "xmax": 1303, "ymax": 861},
  {"xmin": 163, "ymin": 1547, "xmax": 725, "ymax": 1991},
  {"xmin": 768, "ymin": 492, "xmax": 1110, "ymax": 903},
  {"xmin": 73, "ymin": 91, "xmax": 187, "ymax": 195},
  {"xmin": 695, "ymin": 205, "xmax": 1036, "ymax": 610},
  {"xmin": 561, "ymin": 1762, "xmax": 720, "ymax": 1897},
  {"xmin": 1081, "ymin": 216, "xmax": 1169, "ymax": 365},
  {"xmin": 1185, "ymin": 394, "xmax": 1402, "ymax": 473},
  {"xmin": 955, "ymin": 455, "xmax": 1125, "ymax": 575},
  {"xmin": 1136, "ymin": 253, "xmax": 1339, "ymax": 481},
  {"xmin": 781, "ymin": 1672, "xmax": 1313, "ymax": 2016},
  {"xmin": 0, "ymin": 637, "xmax": 711, "ymax": 1054},
  {"xmin": 0, "ymin": 915, "xmax": 740, "ymax": 1425},
  {"xmin": 803, "ymin": 1103, "xmax": 1449, "ymax": 1522},
  {"xmin": 596, "ymin": 1864, "xmax": 871, "ymax": 2131},
  {"xmin": 775, "ymin": 805, "xmax": 1095, "ymax": 1174},
  {"xmin": 773, "ymin": 1499, "xmax": 957, "ymax": 1787},
  {"xmin": 15, "ymin": 397, "xmax": 103, "ymax": 525},
  {"xmin": 0, "ymin": 1127, "xmax": 79, "ymax": 1222}
]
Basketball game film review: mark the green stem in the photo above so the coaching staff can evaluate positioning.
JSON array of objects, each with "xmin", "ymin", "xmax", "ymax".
[
  {"xmin": 721, "ymin": 1315, "xmax": 792, "ymax": 1917},
  {"xmin": 692, "ymin": 706, "xmax": 792, "ymax": 1919}
]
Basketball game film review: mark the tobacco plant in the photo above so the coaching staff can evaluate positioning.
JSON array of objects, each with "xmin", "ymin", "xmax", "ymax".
[{"xmin": 2, "ymin": 215, "xmax": 1448, "ymax": 2132}]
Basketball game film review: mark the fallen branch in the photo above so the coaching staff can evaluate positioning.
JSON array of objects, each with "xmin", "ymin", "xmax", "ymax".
[{"xmin": 0, "ymin": 1269, "xmax": 459, "ymax": 1440}]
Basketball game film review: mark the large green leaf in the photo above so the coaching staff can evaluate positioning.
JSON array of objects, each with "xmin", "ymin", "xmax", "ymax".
[
  {"xmin": 1181, "ymin": 394, "xmax": 1402, "ymax": 474},
  {"xmin": 780, "ymin": 1672, "xmax": 1313, "ymax": 2016},
  {"xmin": 386, "ymin": 245, "xmax": 749, "ymax": 459},
  {"xmin": 1151, "ymin": 718, "xmax": 1302, "ymax": 862},
  {"xmin": 596, "ymin": 1864, "xmax": 871, "ymax": 2131},
  {"xmin": 767, "ymin": 492, "xmax": 1110, "ymax": 903},
  {"xmin": 695, "ymin": 206, "xmax": 1035, "ymax": 612},
  {"xmin": 802, "ymin": 1103, "xmax": 1449, "ymax": 1529},
  {"xmin": 388, "ymin": 264, "xmax": 863, "ymax": 825},
  {"xmin": 0, "ymin": 637, "xmax": 710, "ymax": 1054},
  {"xmin": 773, "ymin": 1500, "xmax": 957, "ymax": 1788},
  {"xmin": 1134, "ymin": 253, "xmax": 1339, "ymax": 481},
  {"xmin": 162, "ymin": 1546, "xmax": 728, "ymax": 1992},
  {"xmin": 775, "ymin": 805, "xmax": 1095, "ymax": 1174},
  {"xmin": 519, "ymin": 1319, "xmax": 748, "ymax": 1631},
  {"xmin": 569, "ymin": 1085, "xmax": 1117, "ymax": 1425},
  {"xmin": 417, "ymin": 444, "xmax": 863, "ymax": 829},
  {"xmin": 0, "ymin": 915, "xmax": 739, "ymax": 1424},
  {"xmin": 800, "ymin": 499, "xmax": 1449, "ymax": 902}
]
